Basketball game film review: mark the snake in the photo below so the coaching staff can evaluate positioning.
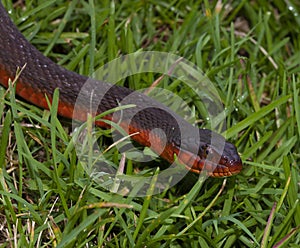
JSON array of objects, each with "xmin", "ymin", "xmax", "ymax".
[{"xmin": 0, "ymin": 3, "xmax": 242, "ymax": 177}]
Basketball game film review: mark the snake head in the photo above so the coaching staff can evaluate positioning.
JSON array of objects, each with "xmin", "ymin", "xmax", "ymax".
[
  {"xmin": 174, "ymin": 129, "xmax": 243, "ymax": 177},
  {"xmin": 195, "ymin": 141, "xmax": 243, "ymax": 177}
]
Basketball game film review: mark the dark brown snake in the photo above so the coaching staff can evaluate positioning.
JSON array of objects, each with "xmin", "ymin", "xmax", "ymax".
[{"xmin": 0, "ymin": 3, "xmax": 242, "ymax": 177}]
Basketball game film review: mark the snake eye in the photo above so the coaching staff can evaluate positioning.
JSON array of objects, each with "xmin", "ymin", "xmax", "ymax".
[{"xmin": 201, "ymin": 145, "xmax": 211, "ymax": 158}]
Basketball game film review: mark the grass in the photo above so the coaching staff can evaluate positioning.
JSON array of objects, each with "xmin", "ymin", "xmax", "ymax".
[{"xmin": 0, "ymin": 0, "xmax": 300, "ymax": 247}]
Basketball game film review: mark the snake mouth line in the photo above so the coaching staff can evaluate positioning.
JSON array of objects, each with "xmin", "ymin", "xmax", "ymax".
[
  {"xmin": 175, "ymin": 147, "xmax": 243, "ymax": 177},
  {"xmin": 180, "ymin": 158, "xmax": 242, "ymax": 177}
]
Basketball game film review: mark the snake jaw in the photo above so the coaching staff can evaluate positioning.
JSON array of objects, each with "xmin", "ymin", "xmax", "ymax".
[{"xmin": 172, "ymin": 141, "xmax": 243, "ymax": 177}]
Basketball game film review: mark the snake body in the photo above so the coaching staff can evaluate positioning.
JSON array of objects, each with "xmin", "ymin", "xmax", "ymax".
[{"xmin": 0, "ymin": 3, "xmax": 242, "ymax": 177}]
